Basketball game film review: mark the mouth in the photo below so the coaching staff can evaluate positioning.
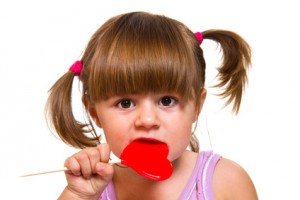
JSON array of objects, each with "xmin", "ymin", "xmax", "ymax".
[{"xmin": 133, "ymin": 137, "xmax": 165, "ymax": 144}]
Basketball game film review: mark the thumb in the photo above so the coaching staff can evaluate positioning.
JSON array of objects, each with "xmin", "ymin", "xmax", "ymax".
[
  {"xmin": 88, "ymin": 162, "xmax": 114, "ymax": 194},
  {"xmin": 95, "ymin": 162, "xmax": 114, "ymax": 183}
]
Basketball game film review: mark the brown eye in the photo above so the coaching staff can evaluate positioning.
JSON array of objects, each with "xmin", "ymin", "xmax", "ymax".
[
  {"xmin": 159, "ymin": 97, "xmax": 176, "ymax": 106},
  {"xmin": 117, "ymin": 99, "xmax": 134, "ymax": 108}
]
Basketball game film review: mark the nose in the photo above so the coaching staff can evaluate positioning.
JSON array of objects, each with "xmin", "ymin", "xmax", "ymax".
[{"xmin": 134, "ymin": 101, "xmax": 160, "ymax": 129}]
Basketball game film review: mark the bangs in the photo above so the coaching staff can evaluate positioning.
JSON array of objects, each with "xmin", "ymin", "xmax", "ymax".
[{"xmin": 88, "ymin": 12, "xmax": 202, "ymax": 102}]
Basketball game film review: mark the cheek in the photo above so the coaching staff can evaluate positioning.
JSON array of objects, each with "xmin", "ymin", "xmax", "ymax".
[
  {"xmin": 168, "ymin": 137, "xmax": 190, "ymax": 161},
  {"xmin": 167, "ymin": 122, "xmax": 192, "ymax": 161},
  {"xmin": 102, "ymin": 125, "xmax": 129, "ymax": 158}
]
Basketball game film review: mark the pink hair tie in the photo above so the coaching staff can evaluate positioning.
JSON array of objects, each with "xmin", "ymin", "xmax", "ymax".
[
  {"xmin": 195, "ymin": 32, "xmax": 203, "ymax": 44},
  {"xmin": 69, "ymin": 60, "xmax": 82, "ymax": 76}
]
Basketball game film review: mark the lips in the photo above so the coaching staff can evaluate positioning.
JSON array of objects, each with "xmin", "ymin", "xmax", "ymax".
[
  {"xmin": 120, "ymin": 138, "xmax": 173, "ymax": 181},
  {"xmin": 133, "ymin": 137, "xmax": 165, "ymax": 144}
]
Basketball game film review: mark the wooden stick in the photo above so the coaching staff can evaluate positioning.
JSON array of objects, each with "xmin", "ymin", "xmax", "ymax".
[
  {"xmin": 19, "ymin": 167, "xmax": 70, "ymax": 177},
  {"xmin": 20, "ymin": 159, "xmax": 121, "ymax": 177}
]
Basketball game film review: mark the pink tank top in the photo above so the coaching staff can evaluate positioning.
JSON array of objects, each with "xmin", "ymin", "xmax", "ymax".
[{"xmin": 100, "ymin": 151, "xmax": 221, "ymax": 200}]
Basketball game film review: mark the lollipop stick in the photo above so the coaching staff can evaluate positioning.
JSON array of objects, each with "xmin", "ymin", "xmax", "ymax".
[
  {"xmin": 19, "ymin": 167, "xmax": 69, "ymax": 177},
  {"xmin": 19, "ymin": 159, "xmax": 121, "ymax": 177}
]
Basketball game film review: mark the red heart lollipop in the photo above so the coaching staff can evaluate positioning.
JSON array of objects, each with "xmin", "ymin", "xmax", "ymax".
[{"xmin": 120, "ymin": 138, "xmax": 173, "ymax": 181}]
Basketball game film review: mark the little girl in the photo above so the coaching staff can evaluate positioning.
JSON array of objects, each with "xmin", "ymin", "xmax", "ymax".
[{"xmin": 46, "ymin": 11, "xmax": 258, "ymax": 200}]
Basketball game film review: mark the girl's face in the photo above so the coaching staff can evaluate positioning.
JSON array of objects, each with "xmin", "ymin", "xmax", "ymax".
[{"xmin": 89, "ymin": 92, "xmax": 204, "ymax": 162}]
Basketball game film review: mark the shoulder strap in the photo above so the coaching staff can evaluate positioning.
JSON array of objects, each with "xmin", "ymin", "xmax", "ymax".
[{"xmin": 197, "ymin": 152, "xmax": 221, "ymax": 200}]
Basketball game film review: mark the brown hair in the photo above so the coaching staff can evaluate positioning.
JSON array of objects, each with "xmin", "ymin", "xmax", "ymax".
[{"xmin": 46, "ymin": 12, "xmax": 251, "ymax": 151}]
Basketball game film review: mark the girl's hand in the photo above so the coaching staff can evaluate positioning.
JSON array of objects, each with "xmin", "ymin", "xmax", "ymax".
[{"xmin": 58, "ymin": 144, "xmax": 114, "ymax": 200}]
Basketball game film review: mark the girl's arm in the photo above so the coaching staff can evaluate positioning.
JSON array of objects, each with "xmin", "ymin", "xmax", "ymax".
[{"xmin": 213, "ymin": 158, "xmax": 258, "ymax": 200}]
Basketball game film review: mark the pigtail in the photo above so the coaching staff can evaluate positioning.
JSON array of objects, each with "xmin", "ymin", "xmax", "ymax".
[
  {"xmin": 45, "ymin": 71, "xmax": 99, "ymax": 149},
  {"xmin": 202, "ymin": 30, "xmax": 251, "ymax": 114}
]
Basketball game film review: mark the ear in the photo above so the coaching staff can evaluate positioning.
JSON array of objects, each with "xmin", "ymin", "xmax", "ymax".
[
  {"xmin": 82, "ymin": 97, "xmax": 102, "ymax": 128},
  {"xmin": 193, "ymin": 88, "xmax": 207, "ymax": 121}
]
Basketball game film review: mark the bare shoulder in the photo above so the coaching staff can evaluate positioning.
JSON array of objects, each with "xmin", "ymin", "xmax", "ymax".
[{"xmin": 212, "ymin": 158, "xmax": 258, "ymax": 200}]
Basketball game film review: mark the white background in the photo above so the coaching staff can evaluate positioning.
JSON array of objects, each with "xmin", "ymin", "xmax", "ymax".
[{"xmin": 0, "ymin": 0, "xmax": 299, "ymax": 199}]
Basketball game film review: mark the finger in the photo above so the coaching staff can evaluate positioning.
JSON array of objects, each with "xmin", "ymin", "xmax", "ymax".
[
  {"xmin": 97, "ymin": 143, "xmax": 111, "ymax": 163},
  {"xmin": 64, "ymin": 157, "xmax": 81, "ymax": 176},
  {"xmin": 86, "ymin": 147, "xmax": 101, "ymax": 174},
  {"xmin": 74, "ymin": 151, "xmax": 92, "ymax": 179}
]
